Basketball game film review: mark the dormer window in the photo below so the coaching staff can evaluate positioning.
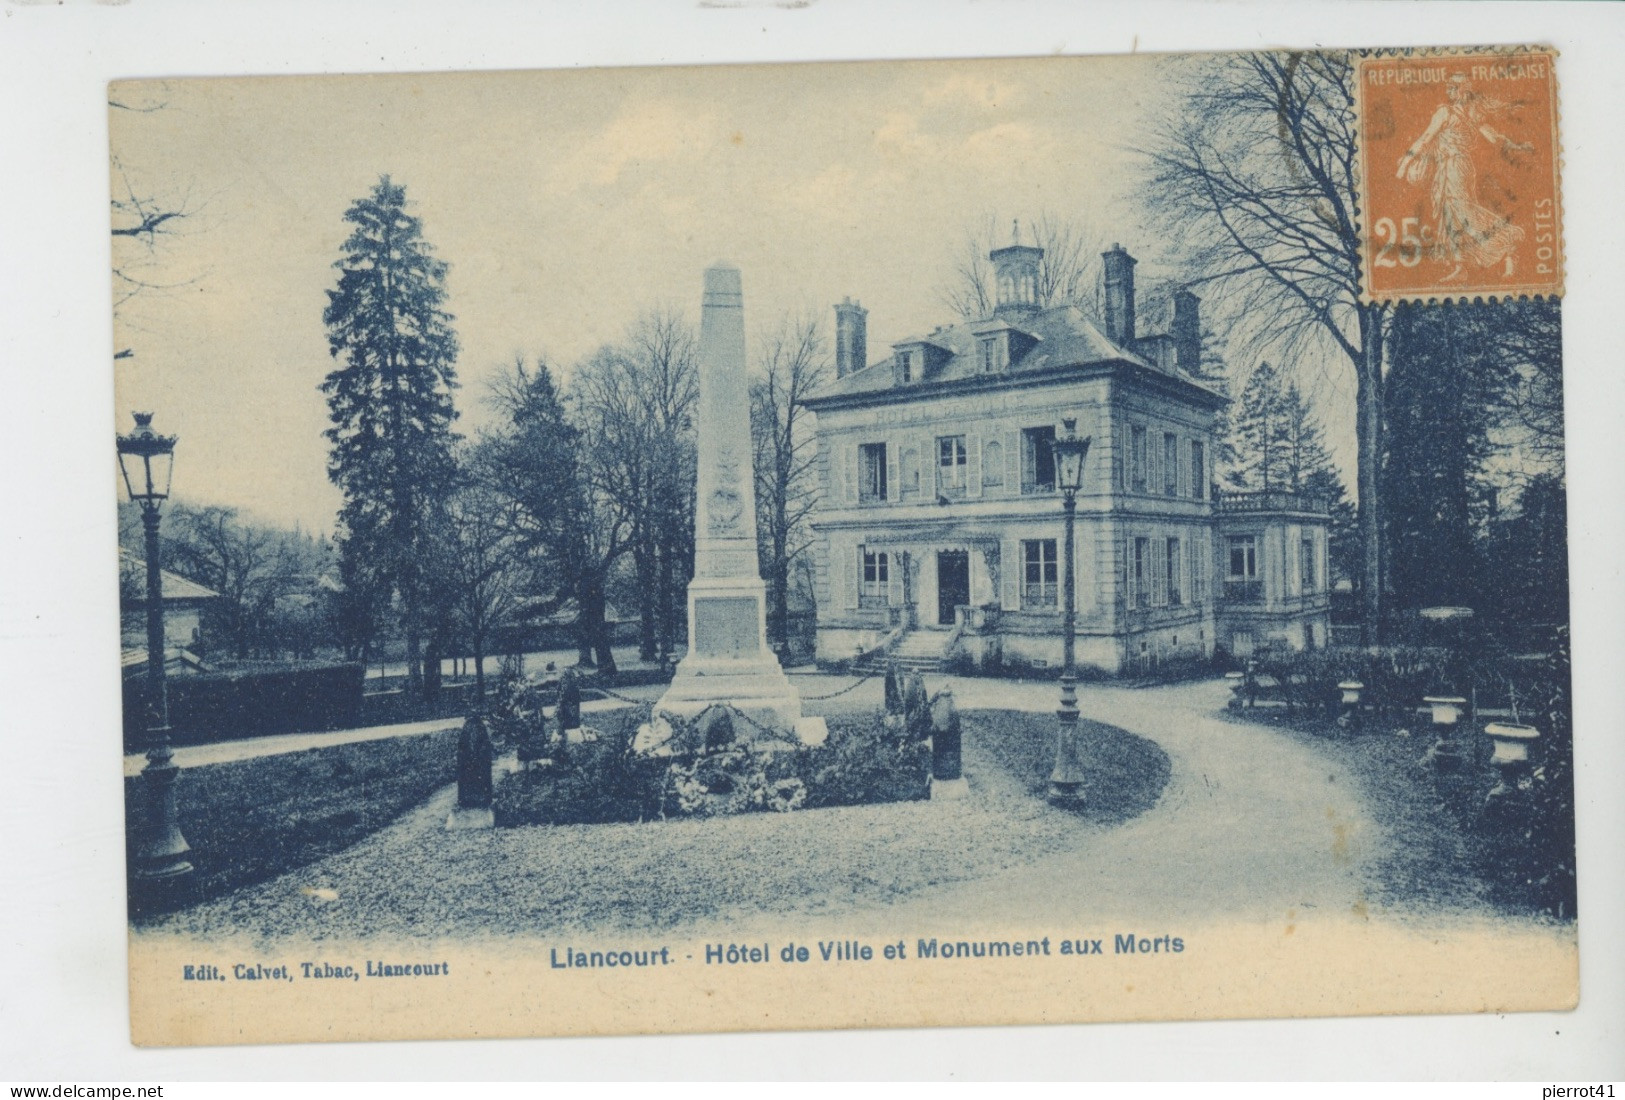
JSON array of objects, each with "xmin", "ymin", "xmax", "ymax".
[
  {"xmin": 978, "ymin": 335, "xmax": 1007, "ymax": 373},
  {"xmin": 892, "ymin": 339, "xmax": 949, "ymax": 385}
]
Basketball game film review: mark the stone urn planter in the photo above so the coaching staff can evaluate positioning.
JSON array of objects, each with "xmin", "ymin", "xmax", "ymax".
[
  {"xmin": 1485, "ymin": 721, "xmax": 1540, "ymax": 765},
  {"xmin": 1224, "ymin": 670, "xmax": 1247, "ymax": 710},
  {"xmin": 1423, "ymin": 696, "xmax": 1468, "ymax": 727},
  {"xmin": 1336, "ymin": 680, "xmax": 1365, "ymax": 729}
]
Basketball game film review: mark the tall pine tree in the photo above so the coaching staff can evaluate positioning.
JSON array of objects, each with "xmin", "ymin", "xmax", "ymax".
[
  {"xmin": 1226, "ymin": 360, "xmax": 1358, "ymax": 584},
  {"xmin": 321, "ymin": 176, "xmax": 460, "ymax": 693}
]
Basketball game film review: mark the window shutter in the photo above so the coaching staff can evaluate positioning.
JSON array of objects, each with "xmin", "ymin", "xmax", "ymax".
[
  {"xmin": 843, "ymin": 546, "xmax": 858, "ymax": 610},
  {"xmin": 1151, "ymin": 537, "xmax": 1166, "ymax": 606},
  {"xmin": 1122, "ymin": 537, "xmax": 1134, "ymax": 609},
  {"xmin": 1007, "ymin": 429, "xmax": 1019, "ymax": 491},
  {"xmin": 843, "ymin": 444, "xmax": 858, "ymax": 504},
  {"xmin": 888, "ymin": 554, "xmax": 903, "ymax": 607},
  {"xmin": 886, "ymin": 442, "xmax": 900, "ymax": 503},
  {"xmin": 1001, "ymin": 538, "xmax": 1021, "ymax": 611},
  {"xmin": 966, "ymin": 433, "xmax": 982, "ymax": 498},
  {"xmin": 1112, "ymin": 421, "xmax": 1124, "ymax": 491}
]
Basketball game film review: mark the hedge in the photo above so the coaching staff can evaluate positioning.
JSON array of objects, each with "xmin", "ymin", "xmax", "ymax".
[{"xmin": 123, "ymin": 662, "xmax": 364, "ymax": 750}]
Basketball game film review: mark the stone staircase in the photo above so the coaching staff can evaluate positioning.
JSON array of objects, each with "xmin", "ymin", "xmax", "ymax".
[{"xmin": 857, "ymin": 629, "xmax": 952, "ymax": 674}]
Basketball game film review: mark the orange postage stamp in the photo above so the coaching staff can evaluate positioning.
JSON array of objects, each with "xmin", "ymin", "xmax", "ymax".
[{"xmin": 1355, "ymin": 46, "xmax": 1562, "ymax": 303}]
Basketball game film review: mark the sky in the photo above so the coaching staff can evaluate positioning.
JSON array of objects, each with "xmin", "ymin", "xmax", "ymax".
[{"xmin": 109, "ymin": 54, "xmax": 1331, "ymax": 535}]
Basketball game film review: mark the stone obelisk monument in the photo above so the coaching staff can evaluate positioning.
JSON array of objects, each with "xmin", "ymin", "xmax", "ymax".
[{"xmin": 645, "ymin": 263, "xmax": 827, "ymax": 750}]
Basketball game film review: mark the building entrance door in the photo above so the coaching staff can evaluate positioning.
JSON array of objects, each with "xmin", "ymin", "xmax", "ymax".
[{"xmin": 937, "ymin": 550, "xmax": 969, "ymax": 626}]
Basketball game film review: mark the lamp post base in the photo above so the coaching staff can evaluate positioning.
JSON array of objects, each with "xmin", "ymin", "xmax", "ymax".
[
  {"xmin": 133, "ymin": 748, "xmax": 194, "ymax": 882},
  {"xmin": 1048, "ymin": 674, "xmax": 1085, "ymax": 806}
]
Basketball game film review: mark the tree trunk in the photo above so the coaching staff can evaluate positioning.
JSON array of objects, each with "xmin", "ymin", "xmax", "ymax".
[
  {"xmin": 656, "ymin": 537, "xmax": 676, "ymax": 662},
  {"xmin": 406, "ymin": 621, "xmax": 423, "ymax": 692},
  {"xmin": 423, "ymin": 633, "xmax": 442, "ymax": 704},
  {"xmin": 770, "ymin": 527, "xmax": 790, "ymax": 651},
  {"xmin": 472, "ymin": 633, "xmax": 486, "ymax": 712},
  {"xmin": 635, "ymin": 537, "xmax": 657, "ymax": 662},
  {"xmin": 1356, "ymin": 304, "xmax": 1385, "ymax": 646}
]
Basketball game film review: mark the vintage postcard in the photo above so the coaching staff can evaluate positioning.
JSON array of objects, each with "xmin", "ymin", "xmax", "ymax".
[{"xmin": 112, "ymin": 49, "xmax": 1576, "ymax": 1047}]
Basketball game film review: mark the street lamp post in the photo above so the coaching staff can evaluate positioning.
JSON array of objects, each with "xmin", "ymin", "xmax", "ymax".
[
  {"xmin": 1049, "ymin": 417, "xmax": 1091, "ymax": 805},
  {"xmin": 117, "ymin": 412, "xmax": 193, "ymax": 884}
]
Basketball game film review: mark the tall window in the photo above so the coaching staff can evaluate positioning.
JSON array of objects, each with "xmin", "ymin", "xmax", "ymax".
[
  {"xmin": 1023, "ymin": 539, "xmax": 1058, "ymax": 609},
  {"xmin": 937, "ymin": 435, "xmax": 967, "ymax": 493},
  {"xmin": 859, "ymin": 442, "xmax": 888, "ymax": 503},
  {"xmin": 1163, "ymin": 434, "xmax": 1180, "ymax": 495},
  {"xmin": 1190, "ymin": 440, "xmax": 1206, "ymax": 500},
  {"xmin": 1301, "ymin": 537, "xmax": 1317, "ymax": 594},
  {"xmin": 1167, "ymin": 536, "xmax": 1183, "ymax": 606},
  {"xmin": 1226, "ymin": 535, "xmax": 1260, "ymax": 602},
  {"xmin": 898, "ymin": 350, "xmax": 917, "ymax": 383},
  {"xmin": 1129, "ymin": 425, "xmax": 1148, "ymax": 492},
  {"xmin": 1021, "ymin": 426, "xmax": 1056, "ymax": 493},
  {"xmin": 860, "ymin": 548, "xmax": 890, "ymax": 606},
  {"xmin": 982, "ymin": 440, "xmax": 1005, "ymax": 488}
]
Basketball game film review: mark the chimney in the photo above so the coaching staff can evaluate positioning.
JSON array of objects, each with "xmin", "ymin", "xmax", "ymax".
[
  {"xmin": 834, "ymin": 297, "xmax": 868, "ymax": 378},
  {"xmin": 1172, "ymin": 287, "xmax": 1201, "ymax": 374},
  {"xmin": 1102, "ymin": 244, "xmax": 1137, "ymax": 349}
]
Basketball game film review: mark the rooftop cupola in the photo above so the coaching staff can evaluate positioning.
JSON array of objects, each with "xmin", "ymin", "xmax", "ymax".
[{"xmin": 989, "ymin": 218, "xmax": 1044, "ymax": 318}]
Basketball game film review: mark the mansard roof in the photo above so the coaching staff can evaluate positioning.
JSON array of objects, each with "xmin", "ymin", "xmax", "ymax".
[{"xmin": 804, "ymin": 303, "xmax": 1225, "ymax": 410}]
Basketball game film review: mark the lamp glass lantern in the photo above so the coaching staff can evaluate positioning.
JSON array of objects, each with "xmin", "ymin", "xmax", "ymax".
[
  {"xmin": 117, "ymin": 412, "xmax": 176, "ymax": 508},
  {"xmin": 1053, "ymin": 416, "xmax": 1089, "ymax": 493}
]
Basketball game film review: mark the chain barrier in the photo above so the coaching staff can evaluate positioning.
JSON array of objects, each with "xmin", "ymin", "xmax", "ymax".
[
  {"xmin": 800, "ymin": 670, "xmax": 880, "ymax": 701},
  {"xmin": 588, "ymin": 667, "xmax": 939, "ymax": 708}
]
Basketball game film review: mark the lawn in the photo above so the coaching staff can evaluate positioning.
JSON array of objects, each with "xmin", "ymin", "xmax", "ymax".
[
  {"xmin": 141, "ymin": 709, "xmax": 1170, "ymax": 940},
  {"xmin": 126, "ymin": 729, "xmax": 459, "ymax": 920}
]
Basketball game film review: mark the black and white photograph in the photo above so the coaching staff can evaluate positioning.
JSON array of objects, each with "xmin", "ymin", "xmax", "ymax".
[{"xmin": 6, "ymin": 0, "xmax": 1624, "ymax": 1081}]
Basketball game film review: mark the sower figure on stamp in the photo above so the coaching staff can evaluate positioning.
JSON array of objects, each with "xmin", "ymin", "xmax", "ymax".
[{"xmin": 1396, "ymin": 72, "xmax": 1534, "ymax": 281}]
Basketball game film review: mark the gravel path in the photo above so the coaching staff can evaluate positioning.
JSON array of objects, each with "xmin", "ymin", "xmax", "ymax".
[{"xmin": 139, "ymin": 673, "xmax": 1526, "ymax": 944}]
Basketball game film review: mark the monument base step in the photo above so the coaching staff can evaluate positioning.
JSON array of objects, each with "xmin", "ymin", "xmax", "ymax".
[{"xmin": 929, "ymin": 776, "xmax": 970, "ymax": 801}]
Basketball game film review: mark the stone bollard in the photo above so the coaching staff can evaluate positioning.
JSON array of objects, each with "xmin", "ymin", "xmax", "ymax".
[
  {"xmin": 516, "ymin": 693, "xmax": 551, "ymax": 770},
  {"xmin": 928, "ymin": 688, "xmax": 968, "ymax": 801},
  {"xmin": 903, "ymin": 672, "xmax": 930, "ymax": 742},
  {"xmin": 558, "ymin": 667, "xmax": 584, "ymax": 742},
  {"xmin": 883, "ymin": 663, "xmax": 905, "ymax": 734},
  {"xmin": 447, "ymin": 713, "xmax": 495, "ymax": 830},
  {"xmin": 1336, "ymin": 680, "xmax": 1365, "ymax": 730}
]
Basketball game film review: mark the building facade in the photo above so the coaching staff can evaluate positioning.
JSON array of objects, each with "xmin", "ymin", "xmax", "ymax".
[{"xmin": 803, "ymin": 235, "xmax": 1331, "ymax": 675}]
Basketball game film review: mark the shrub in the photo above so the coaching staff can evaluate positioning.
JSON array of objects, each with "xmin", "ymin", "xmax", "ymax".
[
  {"xmin": 125, "ymin": 662, "xmax": 364, "ymax": 748},
  {"xmin": 797, "ymin": 717, "xmax": 930, "ymax": 809}
]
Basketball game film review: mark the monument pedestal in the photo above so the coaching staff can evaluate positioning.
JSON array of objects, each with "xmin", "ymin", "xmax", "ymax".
[{"xmin": 639, "ymin": 576, "xmax": 827, "ymax": 753}]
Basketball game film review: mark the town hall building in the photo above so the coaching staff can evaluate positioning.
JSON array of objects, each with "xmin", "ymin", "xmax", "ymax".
[{"xmin": 803, "ymin": 231, "xmax": 1332, "ymax": 675}]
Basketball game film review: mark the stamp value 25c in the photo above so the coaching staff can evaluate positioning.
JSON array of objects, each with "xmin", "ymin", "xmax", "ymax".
[{"xmin": 1355, "ymin": 46, "xmax": 1562, "ymax": 303}]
